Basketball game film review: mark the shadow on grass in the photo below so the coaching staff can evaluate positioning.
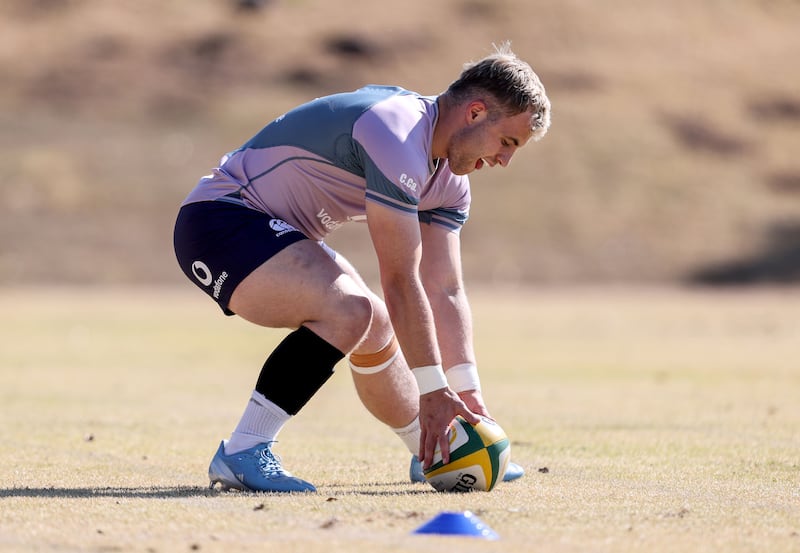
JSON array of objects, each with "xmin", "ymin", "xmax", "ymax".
[
  {"xmin": 324, "ymin": 482, "xmax": 432, "ymax": 496},
  {"xmin": 0, "ymin": 483, "xmax": 431, "ymax": 498},
  {"xmin": 0, "ymin": 486, "xmax": 218, "ymax": 499}
]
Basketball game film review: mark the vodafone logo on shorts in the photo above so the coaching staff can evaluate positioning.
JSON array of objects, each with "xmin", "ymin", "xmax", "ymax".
[
  {"xmin": 191, "ymin": 260, "xmax": 228, "ymax": 299},
  {"xmin": 191, "ymin": 261, "xmax": 213, "ymax": 286}
]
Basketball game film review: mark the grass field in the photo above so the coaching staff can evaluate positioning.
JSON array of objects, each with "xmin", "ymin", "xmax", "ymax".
[{"xmin": 1, "ymin": 286, "xmax": 799, "ymax": 552}]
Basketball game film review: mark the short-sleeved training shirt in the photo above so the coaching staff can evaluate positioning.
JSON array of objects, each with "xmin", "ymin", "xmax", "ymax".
[{"xmin": 182, "ymin": 85, "xmax": 471, "ymax": 240}]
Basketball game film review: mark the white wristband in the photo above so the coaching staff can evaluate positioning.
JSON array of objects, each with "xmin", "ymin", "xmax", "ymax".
[
  {"xmin": 446, "ymin": 362, "xmax": 481, "ymax": 392},
  {"xmin": 412, "ymin": 364, "xmax": 448, "ymax": 395}
]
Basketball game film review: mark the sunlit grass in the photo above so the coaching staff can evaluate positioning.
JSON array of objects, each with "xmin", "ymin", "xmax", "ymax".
[{"xmin": 1, "ymin": 286, "xmax": 798, "ymax": 552}]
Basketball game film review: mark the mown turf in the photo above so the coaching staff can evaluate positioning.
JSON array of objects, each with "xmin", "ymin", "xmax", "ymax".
[{"xmin": 1, "ymin": 286, "xmax": 798, "ymax": 552}]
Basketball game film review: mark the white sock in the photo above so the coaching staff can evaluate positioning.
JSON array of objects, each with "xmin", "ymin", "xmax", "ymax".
[
  {"xmin": 392, "ymin": 416, "xmax": 421, "ymax": 457},
  {"xmin": 224, "ymin": 391, "xmax": 291, "ymax": 455}
]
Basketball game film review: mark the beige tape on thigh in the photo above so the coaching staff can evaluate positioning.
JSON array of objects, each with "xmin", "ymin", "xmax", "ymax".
[{"xmin": 349, "ymin": 335, "xmax": 400, "ymax": 374}]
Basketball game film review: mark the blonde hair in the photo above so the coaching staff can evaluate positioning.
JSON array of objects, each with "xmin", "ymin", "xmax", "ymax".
[{"xmin": 445, "ymin": 42, "xmax": 551, "ymax": 140}]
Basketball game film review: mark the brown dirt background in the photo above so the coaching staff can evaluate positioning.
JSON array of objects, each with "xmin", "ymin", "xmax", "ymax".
[{"xmin": 1, "ymin": 0, "xmax": 799, "ymax": 287}]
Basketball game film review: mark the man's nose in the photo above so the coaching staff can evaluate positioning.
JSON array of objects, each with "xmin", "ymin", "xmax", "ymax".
[{"xmin": 496, "ymin": 151, "xmax": 513, "ymax": 167}]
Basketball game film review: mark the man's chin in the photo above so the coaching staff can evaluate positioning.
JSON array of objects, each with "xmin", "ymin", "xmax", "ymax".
[{"xmin": 448, "ymin": 164, "xmax": 474, "ymax": 176}]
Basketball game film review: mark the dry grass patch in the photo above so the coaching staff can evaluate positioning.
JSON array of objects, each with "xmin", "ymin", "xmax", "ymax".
[{"xmin": 0, "ymin": 286, "xmax": 798, "ymax": 552}]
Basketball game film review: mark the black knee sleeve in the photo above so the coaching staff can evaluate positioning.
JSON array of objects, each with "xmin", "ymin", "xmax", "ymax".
[{"xmin": 255, "ymin": 326, "xmax": 344, "ymax": 415}]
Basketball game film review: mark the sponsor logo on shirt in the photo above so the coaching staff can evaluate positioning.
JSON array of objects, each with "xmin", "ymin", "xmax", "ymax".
[
  {"xmin": 316, "ymin": 209, "xmax": 344, "ymax": 232},
  {"xmin": 399, "ymin": 173, "xmax": 418, "ymax": 192}
]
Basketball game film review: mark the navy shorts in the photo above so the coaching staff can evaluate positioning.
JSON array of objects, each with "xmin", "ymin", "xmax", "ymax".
[{"xmin": 173, "ymin": 200, "xmax": 309, "ymax": 315}]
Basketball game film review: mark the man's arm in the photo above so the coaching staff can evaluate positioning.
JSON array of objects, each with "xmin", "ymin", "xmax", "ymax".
[
  {"xmin": 419, "ymin": 222, "xmax": 489, "ymax": 417},
  {"xmin": 365, "ymin": 201, "xmax": 479, "ymax": 467}
]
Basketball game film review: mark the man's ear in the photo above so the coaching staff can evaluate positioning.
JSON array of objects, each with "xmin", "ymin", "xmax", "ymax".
[{"xmin": 466, "ymin": 100, "xmax": 488, "ymax": 124}]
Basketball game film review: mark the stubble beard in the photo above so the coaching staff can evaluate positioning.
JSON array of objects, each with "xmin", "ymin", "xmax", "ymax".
[{"xmin": 445, "ymin": 125, "xmax": 484, "ymax": 176}]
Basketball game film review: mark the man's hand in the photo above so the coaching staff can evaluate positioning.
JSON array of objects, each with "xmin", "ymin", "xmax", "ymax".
[
  {"xmin": 457, "ymin": 389, "xmax": 491, "ymax": 420},
  {"xmin": 418, "ymin": 387, "xmax": 480, "ymax": 469}
]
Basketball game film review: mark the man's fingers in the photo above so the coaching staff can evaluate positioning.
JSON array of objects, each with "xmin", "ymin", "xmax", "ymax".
[
  {"xmin": 438, "ymin": 433, "xmax": 451, "ymax": 465},
  {"xmin": 420, "ymin": 419, "xmax": 454, "ymax": 469},
  {"xmin": 418, "ymin": 428, "xmax": 428, "ymax": 467},
  {"xmin": 460, "ymin": 406, "xmax": 482, "ymax": 425},
  {"xmin": 423, "ymin": 438, "xmax": 439, "ymax": 470},
  {"xmin": 418, "ymin": 388, "xmax": 481, "ymax": 469}
]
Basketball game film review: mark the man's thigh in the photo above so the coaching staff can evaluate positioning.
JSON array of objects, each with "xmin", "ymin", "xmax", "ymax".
[{"xmin": 228, "ymin": 238, "xmax": 357, "ymax": 330}]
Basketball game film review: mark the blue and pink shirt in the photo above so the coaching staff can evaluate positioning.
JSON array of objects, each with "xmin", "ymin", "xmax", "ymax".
[{"xmin": 182, "ymin": 85, "xmax": 471, "ymax": 240}]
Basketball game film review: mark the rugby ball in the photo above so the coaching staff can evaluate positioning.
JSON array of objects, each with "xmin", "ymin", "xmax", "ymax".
[{"xmin": 423, "ymin": 416, "xmax": 510, "ymax": 492}]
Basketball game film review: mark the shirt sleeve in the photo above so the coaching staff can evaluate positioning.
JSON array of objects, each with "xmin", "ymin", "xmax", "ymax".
[
  {"xmin": 418, "ymin": 164, "xmax": 471, "ymax": 232},
  {"xmin": 352, "ymin": 97, "xmax": 432, "ymax": 217}
]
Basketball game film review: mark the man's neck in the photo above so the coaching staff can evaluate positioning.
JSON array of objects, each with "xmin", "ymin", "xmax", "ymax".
[{"xmin": 431, "ymin": 93, "xmax": 455, "ymax": 160}]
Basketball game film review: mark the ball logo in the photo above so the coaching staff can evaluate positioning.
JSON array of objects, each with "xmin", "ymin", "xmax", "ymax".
[
  {"xmin": 431, "ymin": 419, "xmax": 463, "ymax": 461},
  {"xmin": 447, "ymin": 422, "xmax": 459, "ymax": 446},
  {"xmin": 269, "ymin": 218, "xmax": 298, "ymax": 237},
  {"xmin": 452, "ymin": 473, "xmax": 478, "ymax": 492},
  {"xmin": 191, "ymin": 261, "xmax": 213, "ymax": 286}
]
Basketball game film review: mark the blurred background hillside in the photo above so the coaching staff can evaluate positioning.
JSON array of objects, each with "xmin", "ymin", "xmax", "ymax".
[{"xmin": 1, "ymin": 0, "xmax": 799, "ymax": 287}]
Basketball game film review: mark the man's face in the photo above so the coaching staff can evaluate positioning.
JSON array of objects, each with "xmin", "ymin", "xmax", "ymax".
[{"xmin": 446, "ymin": 105, "xmax": 535, "ymax": 176}]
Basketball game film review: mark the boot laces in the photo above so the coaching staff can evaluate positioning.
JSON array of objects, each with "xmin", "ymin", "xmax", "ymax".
[{"xmin": 258, "ymin": 442, "xmax": 288, "ymax": 477}]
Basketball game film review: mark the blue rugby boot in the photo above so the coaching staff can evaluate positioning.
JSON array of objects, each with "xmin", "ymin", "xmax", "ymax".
[
  {"xmin": 208, "ymin": 440, "xmax": 316, "ymax": 493},
  {"xmin": 409, "ymin": 455, "xmax": 525, "ymax": 484}
]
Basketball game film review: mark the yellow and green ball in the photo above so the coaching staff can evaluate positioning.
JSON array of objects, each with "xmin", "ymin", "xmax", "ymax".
[{"xmin": 423, "ymin": 416, "xmax": 511, "ymax": 492}]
